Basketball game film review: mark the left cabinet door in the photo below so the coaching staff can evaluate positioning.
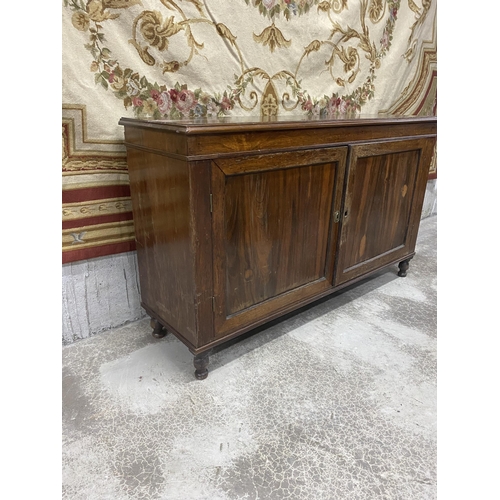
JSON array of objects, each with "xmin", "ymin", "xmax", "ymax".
[{"xmin": 211, "ymin": 147, "xmax": 347, "ymax": 339}]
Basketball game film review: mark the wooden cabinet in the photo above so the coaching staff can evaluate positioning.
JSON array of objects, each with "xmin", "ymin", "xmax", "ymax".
[{"xmin": 119, "ymin": 115, "xmax": 437, "ymax": 379}]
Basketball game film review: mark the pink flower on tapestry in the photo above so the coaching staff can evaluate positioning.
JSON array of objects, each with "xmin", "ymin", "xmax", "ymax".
[
  {"xmin": 220, "ymin": 96, "xmax": 233, "ymax": 111},
  {"xmin": 302, "ymin": 98, "xmax": 313, "ymax": 111},
  {"xmin": 150, "ymin": 89, "xmax": 160, "ymax": 102},
  {"xmin": 380, "ymin": 31, "xmax": 389, "ymax": 49},
  {"xmin": 338, "ymin": 99, "xmax": 348, "ymax": 114},
  {"xmin": 175, "ymin": 89, "xmax": 197, "ymax": 114},
  {"xmin": 157, "ymin": 91, "xmax": 172, "ymax": 114},
  {"xmin": 132, "ymin": 96, "xmax": 143, "ymax": 107},
  {"xmin": 327, "ymin": 97, "xmax": 340, "ymax": 114},
  {"xmin": 169, "ymin": 89, "xmax": 179, "ymax": 102}
]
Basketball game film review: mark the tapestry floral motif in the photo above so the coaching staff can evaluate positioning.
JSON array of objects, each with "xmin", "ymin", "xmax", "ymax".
[
  {"xmin": 243, "ymin": 0, "xmax": 324, "ymax": 20},
  {"xmin": 64, "ymin": 0, "xmax": 405, "ymax": 119},
  {"xmin": 253, "ymin": 22, "xmax": 292, "ymax": 53}
]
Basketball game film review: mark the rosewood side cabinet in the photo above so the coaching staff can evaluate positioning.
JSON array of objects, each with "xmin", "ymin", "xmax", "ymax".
[{"xmin": 119, "ymin": 114, "xmax": 437, "ymax": 379}]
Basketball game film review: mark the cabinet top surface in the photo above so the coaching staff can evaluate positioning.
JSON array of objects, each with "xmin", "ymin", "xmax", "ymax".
[{"xmin": 119, "ymin": 113, "xmax": 437, "ymax": 135}]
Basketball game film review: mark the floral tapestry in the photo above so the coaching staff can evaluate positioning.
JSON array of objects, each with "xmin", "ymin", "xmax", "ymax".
[{"xmin": 62, "ymin": 0, "xmax": 437, "ymax": 263}]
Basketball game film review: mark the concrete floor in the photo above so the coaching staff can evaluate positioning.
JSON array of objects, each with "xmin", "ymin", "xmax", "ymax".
[{"xmin": 62, "ymin": 215, "xmax": 437, "ymax": 500}]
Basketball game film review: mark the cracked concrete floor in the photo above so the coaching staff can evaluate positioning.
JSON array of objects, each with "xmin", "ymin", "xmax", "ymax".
[{"xmin": 62, "ymin": 215, "xmax": 437, "ymax": 500}]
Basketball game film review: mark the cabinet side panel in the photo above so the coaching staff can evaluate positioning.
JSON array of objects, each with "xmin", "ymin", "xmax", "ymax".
[{"xmin": 126, "ymin": 148, "xmax": 197, "ymax": 345}]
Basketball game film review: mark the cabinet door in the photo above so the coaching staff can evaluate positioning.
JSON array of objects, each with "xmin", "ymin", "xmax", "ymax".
[
  {"xmin": 212, "ymin": 147, "xmax": 347, "ymax": 339},
  {"xmin": 335, "ymin": 137, "xmax": 436, "ymax": 286}
]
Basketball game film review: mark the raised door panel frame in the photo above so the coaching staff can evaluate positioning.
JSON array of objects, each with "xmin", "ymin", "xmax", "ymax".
[
  {"xmin": 211, "ymin": 147, "xmax": 347, "ymax": 339},
  {"xmin": 335, "ymin": 136, "xmax": 436, "ymax": 286}
]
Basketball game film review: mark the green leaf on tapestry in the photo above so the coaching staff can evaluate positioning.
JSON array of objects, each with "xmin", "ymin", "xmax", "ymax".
[{"xmin": 171, "ymin": 108, "xmax": 182, "ymax": 120}]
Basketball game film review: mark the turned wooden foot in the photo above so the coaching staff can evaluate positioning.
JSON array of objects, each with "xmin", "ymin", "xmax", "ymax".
[
  {"xmin": 193, "ymin": 352, "xmax": 210, "ymax": 380},
  {"xmin": 150, "ymin": 318, "xmax": 168, "ymax": 339},
  {"xmin": 398, "ymin": 258, "xmax": 412, "ymax": 277}
]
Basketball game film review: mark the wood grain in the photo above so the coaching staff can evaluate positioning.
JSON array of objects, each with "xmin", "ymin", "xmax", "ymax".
[{"xmin": 125, "ymin": 148, "xmax": 198, "ymax": 346}]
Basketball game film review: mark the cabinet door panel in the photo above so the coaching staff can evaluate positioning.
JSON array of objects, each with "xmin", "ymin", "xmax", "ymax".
[
  {"xmin": 335, "ymin": 137, "xmax": 436, "ymax": 285},
  {"xmin": 212, "ymin": 147, "xmax": 347, "ymax": 338}
]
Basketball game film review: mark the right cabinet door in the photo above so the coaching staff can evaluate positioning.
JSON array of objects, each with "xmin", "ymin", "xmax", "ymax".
[{"xmin": 335, "ymin": 137, "xmax": 436, "ymax": 286}]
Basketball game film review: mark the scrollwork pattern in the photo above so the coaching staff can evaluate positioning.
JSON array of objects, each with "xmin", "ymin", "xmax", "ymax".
[{"xmin": 64, "ymin": 0, "xmax": 420, "ymax": 118}]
